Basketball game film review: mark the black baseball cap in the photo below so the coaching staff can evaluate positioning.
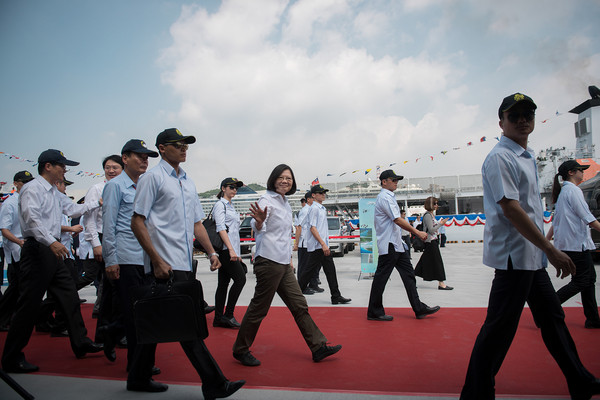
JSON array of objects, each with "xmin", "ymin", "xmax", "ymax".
[
  {"xmin": 558, "ymin": 160, "xmax": 589, "ymax": 176},
  {"xmin": 14, "ymin": 170, "xmax": 34, "ymax": 183},
  {"xmin": 122, "ymin": 139, "xmax": 159, "ymax": 157},
  {"xmin": 498, "ymin": 93, "xmax": 537, "ymax": 119},
  {"xmin": 38, "ymin": 149, "xmax": 79, "ymax": 166},
  {"xmin": 155, "ymin": 128, "xmax": 196, "ymax": 147},
  {"xmin": 311, "ymin": 184, "xmax": 329, "ymax": 194},
  {"xmin": 380, "ymin": 169, "xmax": 404, "ymax": 181},
  {"xmin": 220, "ymin": 177, "xmax": 244, "ymax": 188}
]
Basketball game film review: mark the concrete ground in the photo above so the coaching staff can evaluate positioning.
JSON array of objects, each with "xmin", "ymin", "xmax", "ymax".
[{"xmin": 1, "ymin": 242, "xmax": 598, "ymax": 400}]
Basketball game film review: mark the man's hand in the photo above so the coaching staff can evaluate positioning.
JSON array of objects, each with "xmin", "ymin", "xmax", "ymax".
[
  {"xmin": 49, "ymin": 241, "xmax": 69, "ymax": 259},
  {"xmin": 546, "ymin": 247, "xmax": 576, "ymax": 279},
  {"xmin": 71, "ymin": 224, "xmax": 84, "ymax": 234},
  {"xmin": 322, "ymin": 244, "xmax": 331, "ymax": 257},
  {"xmin": 93, "ymin": 245, "xmax": 103, "ymax": 262},
  {"xmin": 416, "ymin": 231, "xmax": 427, "ymax": 241},
  {"xmin": 106, "ymin": 264, "xmax": 120, "ymax": 280},
  {"xmin": 209, "ymin": 254, "xmax": 221, "ymax": 271},
  {"xmin": 153, "ymin": 258, "xmax": 172, "ymax": 279}
]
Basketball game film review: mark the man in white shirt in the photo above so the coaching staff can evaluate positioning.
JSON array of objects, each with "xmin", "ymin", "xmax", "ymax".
[
  {"xmin": 128, "ymin": 128, "xmax": 245, "ymax": 398},
  {"xmin": 298, "ymin": 184, "xmax": 351, "ymax": 304},
  {"xmin": 1, "ymin": 149, "xmax": 105, "ymax": 373},
  {"xmin": 293, "ymin": 192, "xmax": 322, "ymax": 294},
  {"xmin": 460, "ymin": 93, "xmax": 600, "ymax": 399},
  {"xmin": 367, "ymin": 170, "xmax": 439, "ymax": 321},
  {"xmin": 0, "ymin": 171, "xmax": 34, "ymax": 330}
]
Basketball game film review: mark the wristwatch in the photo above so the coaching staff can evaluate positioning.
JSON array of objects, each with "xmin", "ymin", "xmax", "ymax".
[{"xmin": 208, "ymin": 252, "xmax": 219, "ymax": 258}]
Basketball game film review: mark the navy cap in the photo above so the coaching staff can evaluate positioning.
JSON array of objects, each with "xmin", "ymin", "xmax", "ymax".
[
  {"xmin": 379, "ymin": 169, "xmax": 403, "ymax": 181},
  {"xmin": 155, "ymin": 128, "xmax": 196, "ymax": 147},
  {"xmin": 122, "ymin": 139, "xmax": 159, "ymax": 157},
  {"xmin": 13, "ymin": 170, "xmax": 34, "ymax": 183},
  {"xmin": 558, "ymin": 160, "xmax": 589, "ymax": 176},
  {"xmin": 220, "ymin": 177, "xmax": 244, "ymax": 188},
  {"xmin": 310, "ymin": 184, "xmax": 329, "ymax": 194},
  {"xmin": 38, "ymin": 149, "xmax": 79, "ymax": 166},
  {"xmin": 498, "ymin": 93, "xmax": 537, "ymax": 119}
]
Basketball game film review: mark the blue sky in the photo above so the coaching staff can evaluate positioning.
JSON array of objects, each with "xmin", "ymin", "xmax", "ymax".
[{"xmin": 1, "ymin": 0, "xmax": 599, "ymax": 199}]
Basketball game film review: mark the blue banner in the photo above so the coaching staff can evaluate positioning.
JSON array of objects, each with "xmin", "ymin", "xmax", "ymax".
[{"xmin": 359, "ymin": 198, "xmax": 378, "ymax": 275}]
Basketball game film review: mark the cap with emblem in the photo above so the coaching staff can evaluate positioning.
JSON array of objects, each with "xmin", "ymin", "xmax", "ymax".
[
  {"xmin": 122, "ymin": 139, "xmax": 159, "ymax": 157},
  {"xmin": 498, "ymin": 93, "xmax": 537, "ymax": 119},
  {"xmin": 38, "ymin": 149, "xmax": 79, "ymax": 166},
  {"xmin": 155, "ymin": 128, "xmax": 196, "ymax": 147}
]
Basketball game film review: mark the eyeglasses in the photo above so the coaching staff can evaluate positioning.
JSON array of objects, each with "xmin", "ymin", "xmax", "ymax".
[
  {"xmin": 506, "ymin": 111, "xmax": 535, "ymax": 123},
  {"xmin": 227, "ymin": 185, "xmax": 238, "ymax": 190},
  {"xmin": 167, "ymin": 142, "xmax": 189, "ymax": 150},
  {"xmin": 277, "ymin": 176, "xmax": 293, "ymax": 182},
  {"xmin": 391, "ymin": 179, "xmax": 399, "ymax": 183}
]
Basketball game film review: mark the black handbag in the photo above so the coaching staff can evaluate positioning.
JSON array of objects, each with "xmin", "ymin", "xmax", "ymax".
[
  {"xmin": 131, "ymin": 274, "xmax": 208, "ymax": 344},
  {"xmin": 196, "ymin": 202, "xmax": 227, "ymax": 253}
]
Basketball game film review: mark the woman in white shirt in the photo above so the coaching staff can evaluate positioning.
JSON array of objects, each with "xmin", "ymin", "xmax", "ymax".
[
  {"xmin": 546, "ymin": 160, "xmax": 600, "ymax": 328},
  {"xmin": 232, "ymin": 164, "xmax": 342, "ymax": 367},
  {"xmin": 212, "ymin": 177, "xmax": 247, "ymax": 329}
]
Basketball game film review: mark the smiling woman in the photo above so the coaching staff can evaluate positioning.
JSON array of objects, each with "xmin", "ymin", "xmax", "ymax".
[{"xmin": 232, "ymin": 163, "xmax": 343, "ymax": 367}]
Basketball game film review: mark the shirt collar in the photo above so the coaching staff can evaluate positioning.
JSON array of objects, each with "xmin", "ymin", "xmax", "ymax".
[
  {"xmin": 121, "ymin": 171, "xmax": 136, "ymax": 188},
  {"xmin": 500, "ymin": 135, "xmax": 535, "ymax": 158},
  {"xmin": 36, "ymin": 175, "xmax": 53, "ymax": 192},
  {"xmin": 381, "ymin": 188, "xmax": 395, "ymax": 197},
  {"xmin": 159, "ymin": 158, "xmax": 186, "ymax": 179}
]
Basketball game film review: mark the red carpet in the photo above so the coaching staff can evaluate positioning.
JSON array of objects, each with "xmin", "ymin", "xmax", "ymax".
[{"xmin": 1, "ymin": 304, "xmax": 599, "ymax": 397}]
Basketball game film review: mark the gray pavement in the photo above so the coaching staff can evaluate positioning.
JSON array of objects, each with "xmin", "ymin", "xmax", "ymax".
[{"xmin": 2, "ymin": 242, "xmax": 597, "ymax": 399}]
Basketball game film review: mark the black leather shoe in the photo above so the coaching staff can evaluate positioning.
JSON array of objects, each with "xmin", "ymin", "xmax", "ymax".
[
  {"xmin": 214, "ymin": 316, "xmax": 241, "ymax": 329},
  {"xmin": 331, "ymin": 296, "xmax": 351, "ymax": 304},
  {"xmin": 438, "ymin": 285, "xmax": 454, "ymax": 290},
  {"xmin": 75, "ymin": 341, "xmax": 104, "ymax": 359},
  {"xmin": 117, "ymin": 336, "xmax": 127, "ymax": 348},
  {"xmin": 127, "ymin": 379, "xmax": 168, "ymax": 392},
  {"xmin": 309, "ymin": 286, "xmax": 325, "ymax": 293},
  {"xmin": 312, "ymin": 343, "xmax": 342, "ymax": 362},
  {"xmin": 205, "ymin": 305, "xmax": 216, "ymax": 314},
  {"xmin": 50, "ymin": 329, "xmax": 69, "ymax": 337},
  {"xmin": 302, "ymin": 288, "xmax": 316, "ymax": 295},
  {"xmin": 233, "ymin": 351, "xmax": 261, "ymax": 366},
  {"xmin": 585, "ymin": 320, "xmax": 600, "ymax": 329},
  {"xmin": 570, "ymin": 377, "xmax": 600, "ymax": 400},
  {"xmin": 367, "ymin": 314, "xmax": 393, "ymax": 321},
  {"xmin": 3, "ymin": 360, "xmax": 39, "ymax": 373},
  {"xmin": 203, "ymin": 379, "xmax": 246, "ymax": 400},
  {"xmin": 416, "ymin": 305, "xmax": 441, "ymax": 319},
  {"xmin": 99, "ymin": 327, "xmax": 117, "ymax": 362},
  {"xmin": 151, "ymin": 365, "xmax": 161, "ymax": 375}
]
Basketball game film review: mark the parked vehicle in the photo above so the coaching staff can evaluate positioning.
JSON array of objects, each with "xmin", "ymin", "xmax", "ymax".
[
  {"xmin": 327, "ymin": 216, "xmax": 347, "ymax": 257},
  {"xmin": 239, "ymin": 216, "xmax": 253, "ymax": 254}
]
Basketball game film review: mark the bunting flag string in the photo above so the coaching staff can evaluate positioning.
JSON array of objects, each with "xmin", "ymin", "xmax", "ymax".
[
  {"xmin": 0, "ymin": 151, "xmax": 106, "ymax": 184},
  {"xmin": 316, "ymin": 109, "xmax": 567, "ymax": 183},
  {"xmin": 423, "ymin": 212, "xmax": 553, "ymax": 227}
]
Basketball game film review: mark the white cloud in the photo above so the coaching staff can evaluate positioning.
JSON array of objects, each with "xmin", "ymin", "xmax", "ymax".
[{"xmin": 156, "ymin": 0, "xmax": 599, "ymax": 191}]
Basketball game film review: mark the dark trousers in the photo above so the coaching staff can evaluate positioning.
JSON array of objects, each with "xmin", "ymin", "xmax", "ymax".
[
  {"xmin": 367, "ymin": 244, "xmax": 426, "ymax": 317},
  {"xmin": 0, "ymin": 261, "xmax": 20, "ymax": 326},
  {"xmin": 214, "ymin": 249, "xmax": 246, "ymax": 319},
  {"xmin": 298, "ymin": 249, "xmax": 341, "ymax": 299},
  {"xmin": 297, "ymin": 247, "xmax": 319, "ymax": 288},
  {"xmin": 115, "ymin": 264, "xmax": 149, "ymax": 369},
  {"xmin": 233, "ymin": 257, "xmax": 327, "ymax": 354},
  {"xmin": 77, "ymin": 258, "xmax": 102, "ymax": 290},
  {"xmin": 128, "ymin": 270, "xmax": 226, "ymax": 390},
  {"xmin": 557, "ymin": 251, "xmax": 600, "ymax": 324},
  {"xmin": 460, "ymin": 264, "xmax": 595, "ymax": 400},
  {"xmin": 1, "ymin": 239, "xmax": 91, "ymax": 367},
  {"xmin": 0, "ymin": 249, "xmax": 4, "ymax": 287}
]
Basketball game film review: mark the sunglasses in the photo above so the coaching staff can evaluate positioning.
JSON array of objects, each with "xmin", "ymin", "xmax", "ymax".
[
  {"xmin": 506, "ymin": 110, "xmax": 535, "ymax": 123},
  {"xmin": 227, "ymin": 185, "xmax": 238, "ymax": 190},
  {"xmin": 167, "ymin": 142, "xmax": 189, "ymax": 150}
]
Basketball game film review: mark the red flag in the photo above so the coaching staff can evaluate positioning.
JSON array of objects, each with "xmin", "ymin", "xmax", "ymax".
[
  {"xmin": 311, "ymin": 177, "xmax": 319, "ymax": 186},
  {"xmin": 480, "ymin": 136, "xmax": 486, "ymax": 142}
]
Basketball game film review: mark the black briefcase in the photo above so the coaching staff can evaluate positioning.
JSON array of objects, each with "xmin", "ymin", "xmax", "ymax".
[{"xmin": 131, "ymin": 275, "xmax": 208, "ymax": 344}]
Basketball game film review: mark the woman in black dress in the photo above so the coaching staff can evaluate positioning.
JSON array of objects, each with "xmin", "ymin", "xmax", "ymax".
[{"xmin": 414, "ymin": 197, "xmax": 453, "ymax": 290}]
